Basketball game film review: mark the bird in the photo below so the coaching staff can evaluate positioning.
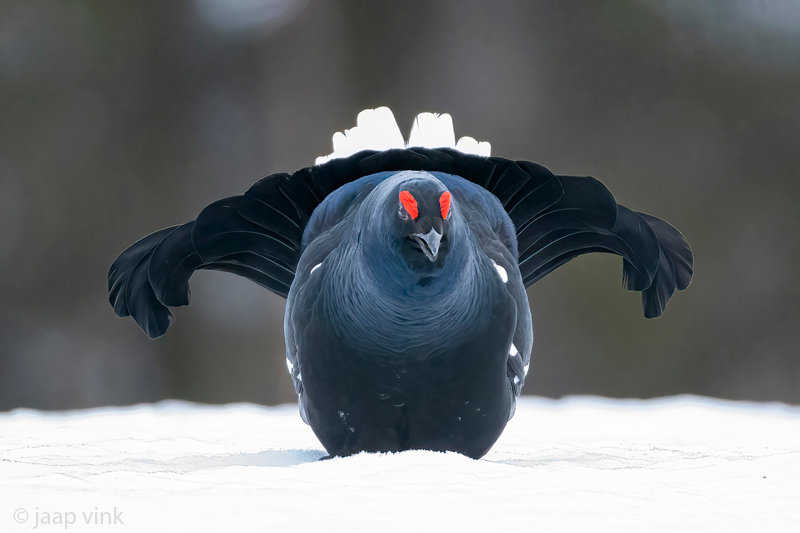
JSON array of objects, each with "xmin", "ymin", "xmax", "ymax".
[{"xmin": 108, "ymin": 107, "xmax": 693, "ymax": 459}]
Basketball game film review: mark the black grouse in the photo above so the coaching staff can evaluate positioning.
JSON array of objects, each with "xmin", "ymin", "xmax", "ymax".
[{"xmin": 108, "ymin": 108, "xmax": 693, "ymax": 459}]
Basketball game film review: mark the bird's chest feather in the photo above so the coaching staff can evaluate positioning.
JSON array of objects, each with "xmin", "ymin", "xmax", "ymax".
[
  {"xmin": 289, "ymin": 251, "xmax": 518, "ymax": 457},
  {"xmin": 324, "ymin": 258, "xmax": 511, "ymax": 357},
  {"xmin": 291, "ymin": 248, "xmax": 517, "ymax": 399}
]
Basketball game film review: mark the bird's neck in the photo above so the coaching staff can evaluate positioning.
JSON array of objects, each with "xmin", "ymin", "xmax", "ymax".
[{"xmin": 356, "ymin": 230, "xmax": 475, "ymax": 298}]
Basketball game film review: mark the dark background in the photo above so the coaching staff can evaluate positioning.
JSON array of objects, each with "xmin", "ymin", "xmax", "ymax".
[{"xmin": 1, "ymin": 0, "xmax": 798, "ymax": 410}]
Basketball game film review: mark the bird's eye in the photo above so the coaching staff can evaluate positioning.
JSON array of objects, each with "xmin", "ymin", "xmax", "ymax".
[{"xmin": 398, "ymin": 204, "xmax": 410, "ymax": 220}]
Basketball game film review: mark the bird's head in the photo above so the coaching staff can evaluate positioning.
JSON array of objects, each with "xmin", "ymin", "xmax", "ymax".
[
  {"xmin": 388, "ymin": 175, "xmax": 453, "ymax": 268},
  {"xmin": 355, "ymin": 171, "xmax": 463, "ymax": 279}
]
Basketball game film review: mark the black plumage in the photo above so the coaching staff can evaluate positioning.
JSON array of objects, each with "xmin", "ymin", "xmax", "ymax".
[{"xmin": 108, "ymin": 146, "xmax": 693, "ymax": 458}]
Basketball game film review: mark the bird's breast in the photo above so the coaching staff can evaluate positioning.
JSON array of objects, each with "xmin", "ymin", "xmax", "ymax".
[
  {"xmin": 290, "ymin": 251, "xmax": 518, "ymax": 457},
  {"xmin": 318, "ymin": 257, "xmax": 510, "ymax": 359}
]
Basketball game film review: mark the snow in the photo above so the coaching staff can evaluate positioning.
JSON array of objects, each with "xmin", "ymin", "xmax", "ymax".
[{"xmin": 2, "ymin": 396, "xmax": 798, "ymax": 532}]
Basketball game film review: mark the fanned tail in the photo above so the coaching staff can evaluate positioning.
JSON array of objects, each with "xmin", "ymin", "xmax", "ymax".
[{"xmin": 109, "ymin": 147, "xmax": 693, "ymax": 339}]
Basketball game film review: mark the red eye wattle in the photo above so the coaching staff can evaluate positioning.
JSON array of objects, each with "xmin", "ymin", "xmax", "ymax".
[
  {"xmin": 399, "ymin": 190, "xmax": 418, "ymax": 219},
  {"xmin": 439, "ymin": 191, "xmax": 451, "ymax": 219}
]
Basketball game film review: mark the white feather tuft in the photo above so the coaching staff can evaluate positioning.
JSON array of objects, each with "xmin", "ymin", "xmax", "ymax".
[
  {"xmin": 407, "ymin": 112, "xmax": 456, "ymax": 149},
  {"xmin": 316, "ymin": 107, "xmax": 490, "ymax": 165},
  {"xmin": 455, "ymin": 136, "xmax": 492, "ymax": 157},
  {"xmin": 315, "ymin": 107, "xmax": 404, "ymax": 165}
]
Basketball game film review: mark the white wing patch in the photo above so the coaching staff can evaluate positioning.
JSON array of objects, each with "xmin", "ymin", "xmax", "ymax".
[
  {"xmin": 310, "ymin": 263, "xmax": 322, "ymax": 275},
  {"xmin": 286, "ymin": 358, "xmax": 293, "ymax": 373},
  {"xmin": 316, "ymin": 107, "xmax": 491, "ymax": 165},
  {"xmin": 491, "ymin": 260, "xmax": 508, "ymax": 283}
]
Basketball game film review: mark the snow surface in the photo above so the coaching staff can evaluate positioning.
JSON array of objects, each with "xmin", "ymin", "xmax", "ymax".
[{"xmin": 2, "ymin": 396, "xmax": 799, "ymax": 532}]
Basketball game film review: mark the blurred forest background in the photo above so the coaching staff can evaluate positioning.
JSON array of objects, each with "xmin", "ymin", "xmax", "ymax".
[{"xmin": 1, "ymin": 0, "xmax": 798, "ymax": 410}]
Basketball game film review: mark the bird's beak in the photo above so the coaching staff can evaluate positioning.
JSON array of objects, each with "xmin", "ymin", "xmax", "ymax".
[{"xmin": 411, "ymin": 228, "xmax": 442, "ymax": 262}]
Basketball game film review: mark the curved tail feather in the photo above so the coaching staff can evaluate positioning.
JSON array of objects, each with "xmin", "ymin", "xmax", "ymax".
[
  {"xmin": 515, "ymin": 175, "xmax": 693, "ymax": 318},
  {"xmin": 634, "ymin": 211, "xmax": 693, "ymax": 318},
  {"xmin": 108, "ymin": 226, "xmax": 181, "ymax": 338},
  {"xmin": 108, "ymin": 193, "xmax": 303, "ymax": 338}
]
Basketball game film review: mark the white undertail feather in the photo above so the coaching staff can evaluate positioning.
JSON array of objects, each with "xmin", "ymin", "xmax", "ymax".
[
  {"xmin": 454, "ymin": 136, "xmax": 491, "ymax": 156},
  {"xmin": 327, "ymin": 107, "xmax": 404, "ymax": 163},
  {"xmin": 316, "ymin": 107, "xmax": 491, "ymax": 165},
  {"xmin": 407, "ymin": 112, "xmax": 456, "ymax": 149}
]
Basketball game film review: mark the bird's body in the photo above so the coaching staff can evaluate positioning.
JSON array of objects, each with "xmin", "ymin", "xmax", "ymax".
[
  {"xmin": 287, "ymin": 171, "xmax": 529, "ymax": 457},
  {"xmin": 108, "ymin": 108, "xmax": 692, "ymax": 458}
]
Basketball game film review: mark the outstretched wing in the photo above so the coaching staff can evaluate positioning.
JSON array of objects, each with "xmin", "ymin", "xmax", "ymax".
[
  {"xmin": 109, "ymin": 148, "xmax": 692, "ymax": 338},
  {"xmin": 108, "ymin": 157, "xmax": 392, "ymax": 338},
  {"xmin": 512, "ymin": 175, "xmax": 693, "ymax": 318}
]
